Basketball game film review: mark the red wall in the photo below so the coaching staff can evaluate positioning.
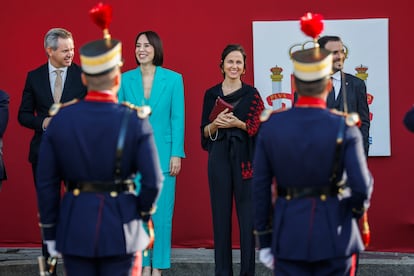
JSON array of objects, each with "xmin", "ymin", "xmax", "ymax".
[{"xmin": 0, "ymin": 0, "xmax": 413, "ymax": 252}]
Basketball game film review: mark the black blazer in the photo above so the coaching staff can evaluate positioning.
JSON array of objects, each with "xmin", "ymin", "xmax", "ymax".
[
  {"xmin": 18, "ymin": 63, "xmax": 87, "ymax": 164},
  {"xmin": 0, "ymin": 90, "xmax": 9, "ymax": 182},
  {"xmin": 326, "ymin": 73, "xmax": 370, "ymax": 155}
]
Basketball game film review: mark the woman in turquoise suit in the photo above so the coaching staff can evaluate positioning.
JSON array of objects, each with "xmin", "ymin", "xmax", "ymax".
[{"xmin": 118, "ymin": 30, "xmax": 185, "ymax": 276}]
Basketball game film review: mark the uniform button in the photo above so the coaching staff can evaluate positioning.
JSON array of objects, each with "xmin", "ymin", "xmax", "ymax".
[
  {"xmin": 320, "ymin": 194, "xmax": 327, "ymax": 201},
  {"xmin": 73, "ymin": 189, "xmax": 80, "ymax": 196},
  {"xmin": 110, "ymin": 191, "xmax": 118, "ymax": 197}
]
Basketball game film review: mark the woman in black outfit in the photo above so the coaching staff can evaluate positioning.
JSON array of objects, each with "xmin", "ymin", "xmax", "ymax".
[{"xmin": 200, "ymin": 44, "xmax": 264, "ymax": 276}]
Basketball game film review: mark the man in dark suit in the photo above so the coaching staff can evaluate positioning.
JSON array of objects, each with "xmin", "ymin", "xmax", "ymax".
[
  {"xmin": 17, "ymin": 27, "xmax": 87, "ymax": 274},
  {"xmin": 318, "ymin": 35, "xmax": 371, "ymax": 156},
  {"xmin": 253, "ymin": 42, "xmax": 373, "ymax": 275},
  {"xmin": 0, "ymin": 90, "xmax": 9, "ymax": 190},
  {"xmin": 404, "ymin": 106, "xmax": 414, "ymax": 132},
  {"xmin": 36, "ymin": 29, "xmax": 162, "ymax": 276}
]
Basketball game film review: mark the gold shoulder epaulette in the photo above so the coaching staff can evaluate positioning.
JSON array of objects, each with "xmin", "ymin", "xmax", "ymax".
[
  {"xmin": 260, "ymin": 109, "xmax": 274, "ymax": 122},
  {"xmin": 38, "ymin": 222, "xmax": 56, "ymax": 228},
  {"xmin": 329, "ymin": 108, "xmax": 346, "ymax": 117},
  {"xmin": 260, "ymin": 107, "xmax": 288, "ymax": 122},
  {"xmin": 345, "ymin": 112, "xmax": 361, "ymax": 127},
  {"xmin": 121, "ymin": 101, "xmax": 152, "ymax": 119},
  {"xmin": 253, "ymin": 228, "xmax": 273, "ymax": 236},
  {"xmin": 49, "ymin": 98, "xmax": 79, "ymax": 116},
  {"xmin": 329, "ymin": 109, "xmax": 361, "ymax": 127}
]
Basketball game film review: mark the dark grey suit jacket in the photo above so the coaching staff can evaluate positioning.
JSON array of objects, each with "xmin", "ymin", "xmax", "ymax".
[
  {"xmin": 327, "ymin": 73, "xmax": 370, "ymax": 155},
  {"xmin": 18, "ymin": 63, "xmax": 87, "ymax": 164}
]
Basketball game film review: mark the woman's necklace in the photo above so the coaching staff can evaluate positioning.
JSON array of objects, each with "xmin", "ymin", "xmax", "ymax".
[{"xmin": 222, "ymin": 82, "xmax": 242, "ymax": 95}]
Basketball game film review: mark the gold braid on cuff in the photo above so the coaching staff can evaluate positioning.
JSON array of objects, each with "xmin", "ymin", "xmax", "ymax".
[
  {"xmin": 253, "ymin": 228, "xmax": 273, "ymax": 236},
  {"xmin": 140, "ymin": 206, "xmax": 157, "ymax": 217},
  {"xmin": 38, "ymin": 223, "xmax": 56, "ymax": 228}
]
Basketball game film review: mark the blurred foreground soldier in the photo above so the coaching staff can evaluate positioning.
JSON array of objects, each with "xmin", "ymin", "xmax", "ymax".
[
  {"xmin": 35, "ymin": 7, "xmax": 162, "ymax": 275},
  {"xmin": 17, "ymin": 28, "xmax": 87, "ymax": 274},
  {"xmin": 403, "ymin": 106, "xmax": 414, "ymax": 132},
  {"xmin": 0, "ymin": 90, "xmax": 9, "ymax": 190},
  {"xmin": 252, "ymin": 25, "xmax": 373, "ymax": 275}
]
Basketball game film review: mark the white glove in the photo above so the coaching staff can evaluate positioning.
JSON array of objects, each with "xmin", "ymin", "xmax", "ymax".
[
  {"xmin": 44, "ymin": 240, "xmax": 61, "ymax": 258},
  {"xmin": 259, "ymin": 247, "xmax": 274, "ymax": 270}
]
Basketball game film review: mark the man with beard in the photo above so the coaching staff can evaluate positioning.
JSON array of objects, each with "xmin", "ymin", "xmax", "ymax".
[{"xmin": 318, "ymin": 35, "xmax": 370, "ymax": 156}]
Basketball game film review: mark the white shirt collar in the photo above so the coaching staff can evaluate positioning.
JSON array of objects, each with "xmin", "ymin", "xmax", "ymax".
[
  {"xmin": 48, "ymin": 61, "xmax": 68, "ymax": 74},
  {"xmin": 331, "ymin": 71, "xmax": 341, "ymax": 81}
]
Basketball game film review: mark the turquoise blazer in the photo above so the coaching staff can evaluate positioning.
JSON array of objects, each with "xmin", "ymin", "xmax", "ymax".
[{"xmin": 118, "ymin": 66, "xmax": 185, "ymax": 173}]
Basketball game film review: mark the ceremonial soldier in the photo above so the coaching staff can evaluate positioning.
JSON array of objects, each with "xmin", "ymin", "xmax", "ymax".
[
  {"xmin": 35, "ymin": 18, "xmax": 162, "ymax": 276},
  {"xmin": 252, "ymin": 40, "xmax": 373, "ymax": 274}
]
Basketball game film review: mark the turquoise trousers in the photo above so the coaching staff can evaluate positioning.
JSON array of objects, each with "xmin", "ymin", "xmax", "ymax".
[{"xmin": 137, "ymin": 172, "xmax": 176, "ymax": 269}]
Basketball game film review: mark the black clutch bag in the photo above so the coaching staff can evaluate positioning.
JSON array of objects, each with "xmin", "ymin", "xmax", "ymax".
[{"xmin": 209, "ymin": 97, "xmax": 233, "ymax": 122}]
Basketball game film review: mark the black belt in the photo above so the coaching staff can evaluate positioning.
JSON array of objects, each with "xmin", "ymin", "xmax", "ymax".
[
  {"xmin": 277, "ymin": 185, "xmax": 339, "ymax": 200},
  {"xmin": 66, "ymin": 181, "xmax": 135, "ymax": 194}
]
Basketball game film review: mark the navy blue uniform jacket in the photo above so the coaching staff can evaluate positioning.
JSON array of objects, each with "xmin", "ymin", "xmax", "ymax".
[
  {"xmin": 253, "ymin": 102, "xmax": 373, "ymax": 261},
  {"xmin": 36, "ymin": 97, "xmax": 162, "ymax": 257}
]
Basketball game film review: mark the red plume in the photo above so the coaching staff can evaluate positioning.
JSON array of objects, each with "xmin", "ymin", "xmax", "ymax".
[
  {"xmin": 361, "ymin": 212, "xmax": 371, "ymax": 247},
  {"xmin": 300, "ymin": 12, "xmax": 324, "ymax": 39},
  {"xmin": 89, "ymin": 2, "xmax": 113, "ymax": 31}
]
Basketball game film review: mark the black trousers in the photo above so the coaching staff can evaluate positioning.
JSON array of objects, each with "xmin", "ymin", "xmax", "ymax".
[{"xmin": 207, "ymin": 140, "xmax": 255, "ymax": 276}]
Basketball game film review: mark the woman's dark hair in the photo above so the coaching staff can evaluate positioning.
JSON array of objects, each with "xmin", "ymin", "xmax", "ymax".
[
  {"xmin": 219, "ymin": 44, "xmax": 247, "ymax": 77},
  {"xmin": 135, "ymin": 30, "xmax": 164, "ymax": 66}
]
